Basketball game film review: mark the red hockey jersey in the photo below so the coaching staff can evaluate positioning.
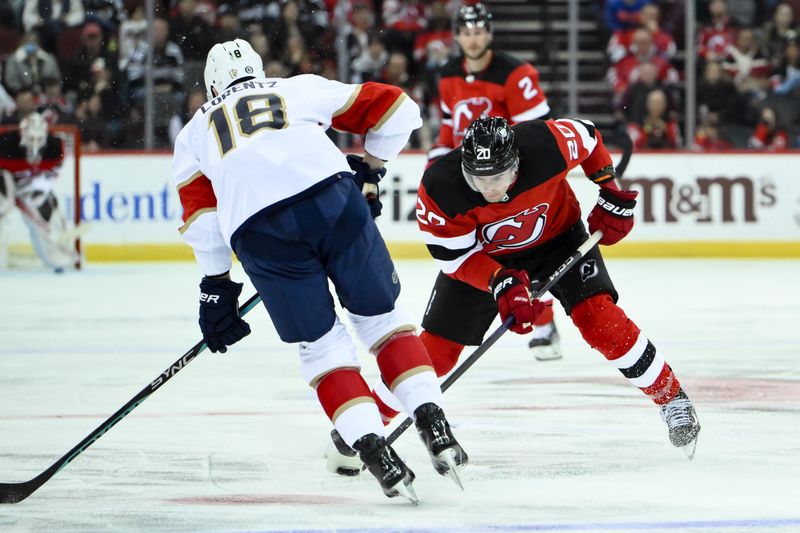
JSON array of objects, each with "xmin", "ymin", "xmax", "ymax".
[
  {"xmin": 0, "ymin": 131, "xmax": 64, "ymax": 183},
  {"xmin": 417, "ymin": 118, "xmax": 612, "ymax": 292},
  {"xmin": 430, "ymin": 51, "xmax": 550, "ymax": 159}
]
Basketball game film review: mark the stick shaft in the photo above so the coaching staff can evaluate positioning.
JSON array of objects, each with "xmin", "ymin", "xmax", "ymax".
[
  {"xmin": 0, "ymin": 293, "xmax": 262, "ymax": 504},
  {"xmin": 386, "ymin": 231, "xmax": 602, "ymax": 445}
]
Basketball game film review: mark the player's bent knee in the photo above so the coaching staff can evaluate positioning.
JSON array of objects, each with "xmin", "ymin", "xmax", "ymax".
[
  {"xmin": 300, "ymin": 318, "xmax": 360, "ymax": 386},
  {"xmin": 570, "ymin": 293, "xmax": 640, "ymax": 359},
  {"xmin": 420, "ymin": 330, "xmax": 463, "ymax": 376},
  {"xmin": 346, "ymin": 305, "xmax": 416, "ymax": 353}
]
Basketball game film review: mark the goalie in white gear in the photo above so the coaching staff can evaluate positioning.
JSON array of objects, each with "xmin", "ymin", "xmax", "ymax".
[
  {"xmin": 0, "ymin": 112, "xmax": 79, "ymax": 271},
  {"xmin": 175, "ymin": 39, "xmax": 468, "ymax": 502}
]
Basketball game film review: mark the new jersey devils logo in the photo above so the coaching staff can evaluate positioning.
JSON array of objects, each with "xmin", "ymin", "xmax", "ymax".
[
  {"xmin": 481, "ymin": 204, "xmax": 549, "ymax": 253},
  {"xmin": 453, "ymin": 97, "xmax": 493, "ymax": 140}
]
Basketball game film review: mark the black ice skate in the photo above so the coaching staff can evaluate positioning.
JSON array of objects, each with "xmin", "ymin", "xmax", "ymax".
[
  {"xmin": 414, "ymin": 403, "xmax": 468, "ymax": 489},
  {"xmin": 325, "ymin": 429, "xmax": 363, "ymax": 476},
  {"xmin": 660, "ymin": 389, "xmax": 701, "ymax": 460},
  {"xmin": 352, "ymin": 433, "xmax": 418, "ymax": 504},
  {"xmin": 527, "ymin": 321, "xmax": 563, "ymax": 361}
]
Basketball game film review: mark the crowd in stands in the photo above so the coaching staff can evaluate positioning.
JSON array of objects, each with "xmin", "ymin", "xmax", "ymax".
[
  {"xmin": 606, "ymin": 0, "xmax": 800, "ymax": 150},
  {"xmin": 1, "ymin": 0, "xmax": 799, "ymax": 151}
]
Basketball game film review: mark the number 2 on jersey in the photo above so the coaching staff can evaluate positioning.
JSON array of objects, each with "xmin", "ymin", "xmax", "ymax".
[{"xmin": 208, "ymin": 93, "xmax": 288, "ymax": 156}]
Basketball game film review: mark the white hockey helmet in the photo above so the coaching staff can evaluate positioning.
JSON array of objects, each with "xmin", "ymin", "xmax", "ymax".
[
  {"xmin": 19, "ymin": 112, "xmax": 48, "ymax": 164},
  {"xmin": 204, "ymin": 39, "xmax": 265, "ymax": 100}
]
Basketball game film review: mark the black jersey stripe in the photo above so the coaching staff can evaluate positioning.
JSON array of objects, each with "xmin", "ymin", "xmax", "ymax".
[{"xmin": 426, "ymin": 242, "xmax": 478, "ymax": 262}]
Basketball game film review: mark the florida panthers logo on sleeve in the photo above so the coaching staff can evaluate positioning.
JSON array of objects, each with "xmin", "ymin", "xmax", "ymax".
[
  {"xmin": 453, "ymin": 97, "xmax": 493, "ymax": 141},
  {"xmin": 481, "ymin": 204, "xmax": 548, "ymax": 253}
]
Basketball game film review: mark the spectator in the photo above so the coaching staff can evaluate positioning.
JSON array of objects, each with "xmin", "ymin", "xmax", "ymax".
[
  {"xmin": 126, "ymin": 17, "xmax": 184, "ymax": 146},
  {"xmin": 21, "ymin": 0, "xmax": 85, "ymax": 52},
  {"xmin": 265, "ymin": 59, "xmax": 288, "ymax": 78},
  {"xmin": 697, "ymin": 60, "xmax": 742, "ymax": 126},
  {"xmin": 3, "ymin": 32, "xmax": 60, "ymax": 95},
  {"xmin": 344, "ymin": 1, "xmax": 374, "ymax": 69},
  {"xmin": 254, "ymin": 30, "xmax": 272, "ymax": 60},
  {"xmin": 118, "ymin": 4, "xmax": 147, "ymax": 70},
  {"xmin": 213, "ymin": 4, "xmax": 246, "ymax": 43},
  {"xmin": 382, "ymin": 0, "xmax": 427, "ymax": 58},
  {"xmin": 282, "ymin": 34, "xmax": 317, "ymax": 75},
  {"xmin": 628, "ymin": 88, "xmax": 682, "ymax": 149},
  {"xmin": 0, "ymin": 79, "xmax": 16, "ymax": 122},
  {"xmin": 748, "ymin": 106, "xmax": 789, "ymax": 149},
  {"xmin": 74, "ymin": 56, "xmax": 125, "ymax": 149},
  {"xmin": 40, "ymin": 77, "xmax": 73, "ymax": 123},
  {"xmin": 83, "ymin": 0, "xmax": 127, "ymax": 32},
  {"xmin": 605, "ymin": 0, "xmax": 652, "ymax": 32},
  {"xmin": 607, "ymin": 27, "xmax": 679, "ymax": 99},
  {"xmin": 771, "ymin": 35, "xmax": 800, "ymax": 95},
  {"xmin": 694, "ymin": 113, "xmax": 733, "ymax": 150},
  {"xmin": 721, "ymin": 27, "xmax": 771, "ymax": 95},
  {"xmin": 616, "ymin": 61, "xmax": 676, "ymax": 124},
  {"xmin": 1, "ymin": 87, "xmax": 37, "ymax": 124},
  {"xmin": 63, "ymin": 21, "xmax": 118, "ymax": 98},
  {"xmin": 698, "ymin": 0, "xmax": 740, "ymax": 62},
  {"xmin": 413, "ymin": 0, "xmax": 452, "ymax": 65},
  {"xmin": 169, "ymin": 87, "xmax": 205, "ymax": 145},
  {"xmin": 607, "ymin": 3, "xmax": 676, "ymax": 63},
  {"xmin": 761, "ymin": 2, "xmax": 799, "ymax": 68},
  {"xmin": 350, "ymin": 30, "xmax": 387, "ymax": 83},
  {"xmin": 170, "ymin": 0, "xmax": 213, "ymax": 61},
  {"xmin": 271, "ymin": 0, "xmax": 329, "ymax": 58},
  {"xmin": 126, "ymin": 17, "xmax": 185, "ymax": 105}
]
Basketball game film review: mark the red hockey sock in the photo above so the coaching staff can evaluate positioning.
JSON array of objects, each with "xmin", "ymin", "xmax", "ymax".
[
  {"xmin": 571, "ymin": 293, "xmax": 681, "ymax": 405},
  {"xmin": 419, "ymin": 330, "xmax": 464, "ymax": 377},
  {"xmin": 372, "ymin": 392, "xmax": 400, "ymax": 425},
  {"xmin": 375, "ymin": 331, "xmax": 435, "ymax": 389},
  {"xmin": 315, "ymin": 369, "xmax": 374, "ymax": 422}
]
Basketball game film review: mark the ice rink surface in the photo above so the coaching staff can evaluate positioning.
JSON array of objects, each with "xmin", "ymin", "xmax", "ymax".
[{"xmin": 1, "ymin": 258, "xmax": 799, "ymax": 533}]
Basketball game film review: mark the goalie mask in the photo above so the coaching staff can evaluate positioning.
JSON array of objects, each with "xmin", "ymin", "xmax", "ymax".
[
  {"xmin": 461, "ymin": 117, "xmax": 519, "ymax": 203},
  {"xmin": 204, "ymin": 39, "xmax": 265, "ymax": 101},
  {"xmin": 19, "ymin": 112, "xmax": 48, "ymax": 165}
]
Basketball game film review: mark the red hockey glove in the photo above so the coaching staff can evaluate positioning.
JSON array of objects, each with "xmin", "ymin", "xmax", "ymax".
[
  {"xmin": 490, "ymin": 269, "xmax": 545, "ymax": 335},
  {"xmin": 588, "ymin": 187, "xmax": 639, "ymax": 245}
]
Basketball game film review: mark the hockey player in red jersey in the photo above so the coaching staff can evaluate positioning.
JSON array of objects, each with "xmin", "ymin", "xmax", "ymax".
[
  {"xmin": 428, "ymin": 3, "xmax": 551, "ymax": 162},
  {"xmin": 0, "ymin": 112, "xmax": 78, "ymax": 271},
  {"xmin": 428, "ymin": 2, "xmax": 560, "ymax": 360},
  {"xmin": 174, "ymin": 39, "xmax": 467, "ymax": 502},
  {"xmin": 407, "ymin": 116, "xmax": 700, "ymax": 458}
]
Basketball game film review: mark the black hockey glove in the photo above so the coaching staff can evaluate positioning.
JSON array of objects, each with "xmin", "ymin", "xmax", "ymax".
[
  {"xmin": 346, "ymin": 154, "xmax": 385, "ymax": 218},
  {"xmin": 198, "ymin": 276, "xmax": 251, "ymax": 353}
]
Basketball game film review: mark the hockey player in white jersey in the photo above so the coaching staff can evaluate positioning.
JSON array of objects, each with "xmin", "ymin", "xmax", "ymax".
[
  {"xmin": 0, "ymin": 112, "xmax": 79, "ymax": 271},
  {"xmin": 173, "ymin": 39, "xmax": 467, "ymax": 502}
]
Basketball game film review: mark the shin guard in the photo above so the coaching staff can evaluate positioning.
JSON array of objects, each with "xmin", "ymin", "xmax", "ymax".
[
  {"xmin": 375, "ymin": 331, "xmax": 442, "ymax": 416},
  {"xmin": 571, "ymin": 294, "xmax": 681, "ymax": 405},
  {"xmin": 316, "ymin": 368, "xmax": 382, "ymax": 447},
  {"xmin": 419, "ymin": 330, "xmax": 464, "ymax": 377}
]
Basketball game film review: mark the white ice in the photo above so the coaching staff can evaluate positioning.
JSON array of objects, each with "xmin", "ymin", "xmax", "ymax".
[{"xmin": 1, "ymin": 258, "xmax": 799, "ymax": 533}]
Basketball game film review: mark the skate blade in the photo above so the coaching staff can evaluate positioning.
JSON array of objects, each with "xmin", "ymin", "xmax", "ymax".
[
  {"xmin": 682, "ymin": 435, "xmax": 699, "ymax": 460},
  {"xmin": 394, "ymin": 479, "xmax": 420, "ymax": 505},
  {"xmin": 437, "ymin": 448, "xmax": 465, "ymax": 491}
]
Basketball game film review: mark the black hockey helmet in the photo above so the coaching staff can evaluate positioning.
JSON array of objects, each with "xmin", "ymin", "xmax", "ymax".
[
  {"xmin": 461, "ymin": 117, "xmax": 517, "ymax": 176},
  {"xmin": 454, "ymin": 2, "xmax": 493, "ymax": 33}
]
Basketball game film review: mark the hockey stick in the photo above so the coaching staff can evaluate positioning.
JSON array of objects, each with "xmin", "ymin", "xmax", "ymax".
[
  {"xmin": 387, "ymin": 230, "xmax": 603, "ymax": 445},
  {"xmin": 0, "ymin": 293, "xmax": 263, "ymax": 504}
]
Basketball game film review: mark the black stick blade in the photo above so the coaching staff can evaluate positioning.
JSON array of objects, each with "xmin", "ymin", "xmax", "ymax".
[{"xmin": 0, "ymin": 481, "xmax": 37, "ymax": 504}]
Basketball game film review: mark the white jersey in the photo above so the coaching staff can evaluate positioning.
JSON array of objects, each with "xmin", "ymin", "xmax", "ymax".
[{"xmin": 173, "ymin": 74, "xmax": 421, "ymax": 275}]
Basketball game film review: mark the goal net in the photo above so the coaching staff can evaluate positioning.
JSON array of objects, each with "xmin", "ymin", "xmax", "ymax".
[{"xmin": 0, "ymin": 123, "xmax": 82, "ymax": 270}]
